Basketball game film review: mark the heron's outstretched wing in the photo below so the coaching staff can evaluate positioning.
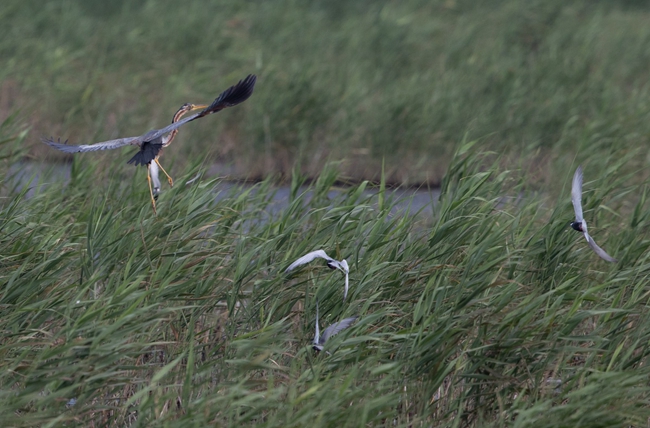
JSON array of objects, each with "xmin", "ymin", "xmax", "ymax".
[
  {"xmin": 585, "ymin": 232, "xmax": 617, "ymax": 262},
  {"xmin": 42, "ymin": 136, "xmax": 141, "ymax": 153},
  {"xmin": 138, "ymin": 75, "xmax": 257, "ymax": 143},
  {"xmin": 286, "ymin": 250, "xmax": 333, "ymax": 272},
  {"xmin": 319, "ymin": 317, "xmax": 358, "ymax": 344},
  {"xmin": 571, "ymin": 166, "xmax": 584, "ymax": 222}
]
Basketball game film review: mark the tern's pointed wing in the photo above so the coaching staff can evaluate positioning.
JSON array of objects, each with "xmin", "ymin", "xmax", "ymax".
[
  {"xmin": 319, "ymin": 317, "xmax": 358, "ymax": 345},
  {"xmin": 285, "ymin": 250, "xmax": 333, "ymax": 272},
  {"xmin": 572, "ymin": 166, "xmax": 584, "ymax": 222},
  {"xmin": 340, "ymin": 259, "xmax": 349, "ymax": 274},
  {"xmin": 141, "ymin": 74, "xmax": 257, "ymax": 143},
  {"xmin": 343, "ymin": 271, "xmax": 349, "ymax": 301},
  {"xmin": 313, "ymin": 300, "xmax": 321, "ymax": 346},
  {"xmin": 585, "ymin": 232, "xmax": 617, "ymax": 262},
  {"xmin": 42, "ymin": 136, "xmax": 142, "ymax": 153}
]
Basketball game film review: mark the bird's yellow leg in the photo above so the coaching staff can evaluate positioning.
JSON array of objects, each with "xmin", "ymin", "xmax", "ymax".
[
  {"xmin": 147, "ymin": 164, "xmax": 157, "ymax": 215},
  {"xmin": 154, "ymin": 158, "xmax": 174, "ymax": 187}
]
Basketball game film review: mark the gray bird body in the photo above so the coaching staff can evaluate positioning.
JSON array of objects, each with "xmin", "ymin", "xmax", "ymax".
[
  {"xmin": 286, "ymin": 250, "xmax": 350, "ymax": 300},
  {"xmin": 570, "ymin": 165, "xmax": 617, "ymax": 262},
  {"xmin": 313, "ymin": 300, "xmax": 357, "ymax": 352}
]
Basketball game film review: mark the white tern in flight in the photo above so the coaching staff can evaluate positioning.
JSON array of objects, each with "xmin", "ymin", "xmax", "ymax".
[
  {"xmin": 570, "ymin": 165, "xmax": 617, "ymax": 262},
  {"xmin": 286, "ymin": 250, "xmax": 350, "ymax": 300},
  {"xmin": 313, "ymin": 299, "xmax": 358, "ymax": 353}
]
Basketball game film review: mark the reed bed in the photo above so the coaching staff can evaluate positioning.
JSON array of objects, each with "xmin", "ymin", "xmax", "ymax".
[{"xmin": 1, "ymin": 118, "xmax": 649, "ymax": 426}]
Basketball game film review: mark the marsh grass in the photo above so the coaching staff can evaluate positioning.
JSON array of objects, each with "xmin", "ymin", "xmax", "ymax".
[
  {"xmin": 2, "ymin": 112, "xmax": 650, "ymax": 426},
  {"xmin": 2, "ymin": 0, "xmax": 650, "ymax": 184}
]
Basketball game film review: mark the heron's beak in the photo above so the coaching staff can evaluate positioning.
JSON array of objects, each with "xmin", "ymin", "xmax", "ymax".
[{"xmin": 190, "ymin": 104, "xmax": 208, "ymax": 111}]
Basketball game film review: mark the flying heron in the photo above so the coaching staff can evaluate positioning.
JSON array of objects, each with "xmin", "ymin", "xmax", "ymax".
[
  {"xmin": 570, "ymin": 165, "xmax": 617, "ymax": 262},
  {"xmin": 43, "ymin": 74, "xmax": 257, "ymax": 213},
  {"xmin": 285, "ymin": 250, "xmax": 350, "ymax": 301}
]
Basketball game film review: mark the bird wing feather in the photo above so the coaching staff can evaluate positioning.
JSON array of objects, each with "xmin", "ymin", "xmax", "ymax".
[
  {"xmin": 42, "ymin": 136, "xmax": 142, "ymax": 153},
  {"xmin": 571, "ymin": 166, "xmax": 584, "ymax": 222},
  {"xmin": 131, "ymin": 113, "xmax": 203, "ymax": 146},
  {"xmin": 585, "ymin": 232, "xmax": 617, "ymax": 262},
  {"xmin": 313, "ymin": 300, "xmax": 321, "ymax": 345},
  {"xmin": 320, "ymin": 317, "xmax": 358, "ymax": 344},
  {"xmin": 197, "ymin": 74, "xmax": 257, "ymax": 117},
  {"xmin": 286, "ymin": 250, "xmax": 333, "ymax": 272}
]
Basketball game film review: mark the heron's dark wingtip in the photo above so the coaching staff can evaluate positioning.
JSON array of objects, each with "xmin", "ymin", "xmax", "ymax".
[
  {"xmin": 219, "ymin": 74, "xmax": 257, "ymax": 106},
  {"xmin": 200, "ymin": 74, "xmax": 257, "ymax": 116}
]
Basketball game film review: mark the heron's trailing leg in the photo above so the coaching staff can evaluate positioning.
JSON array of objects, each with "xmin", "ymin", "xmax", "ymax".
[
  {"xmin": 154, "ymin": 158, "xmax": 174, "ymax": 187},
  {"xmin": 147, "ymin": 164, "xmax": 158, "ymax": 215}
]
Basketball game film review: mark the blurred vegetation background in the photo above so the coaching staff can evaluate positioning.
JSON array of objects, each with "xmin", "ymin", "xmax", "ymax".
[
  {"xmin": 2, "ymin": 0, "xmax": 649, "ymax": 185},
  {"xmin": 4, "ymin": 0, "xmax": 650, "ymax": 426}
]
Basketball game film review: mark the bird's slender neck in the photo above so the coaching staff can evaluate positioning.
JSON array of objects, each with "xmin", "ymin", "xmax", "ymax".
[{"xmin": 162, "ymin": 106, "xmax": 192, "ymax": 147}]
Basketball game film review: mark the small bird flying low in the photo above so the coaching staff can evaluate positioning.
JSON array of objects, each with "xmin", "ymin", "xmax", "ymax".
[
  {"xmin": 570, "ymin": 165, "xmax": 617, "ymax": 262},
  {"xmin": 285, "ymin": 250, "xmax": 350, "ymax": 300},
  {"xmin": 43, "ymin": 74, "xmax": 257, "ymax": 213},
  {"xmin": 313, "ymin": 299, "xmax": 358, "ymax": 353}
]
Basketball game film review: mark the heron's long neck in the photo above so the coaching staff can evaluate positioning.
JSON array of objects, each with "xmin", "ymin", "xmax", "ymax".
[{"xmin": 162, "ymin": 107, "xmax": 191, "ymax": 147}]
